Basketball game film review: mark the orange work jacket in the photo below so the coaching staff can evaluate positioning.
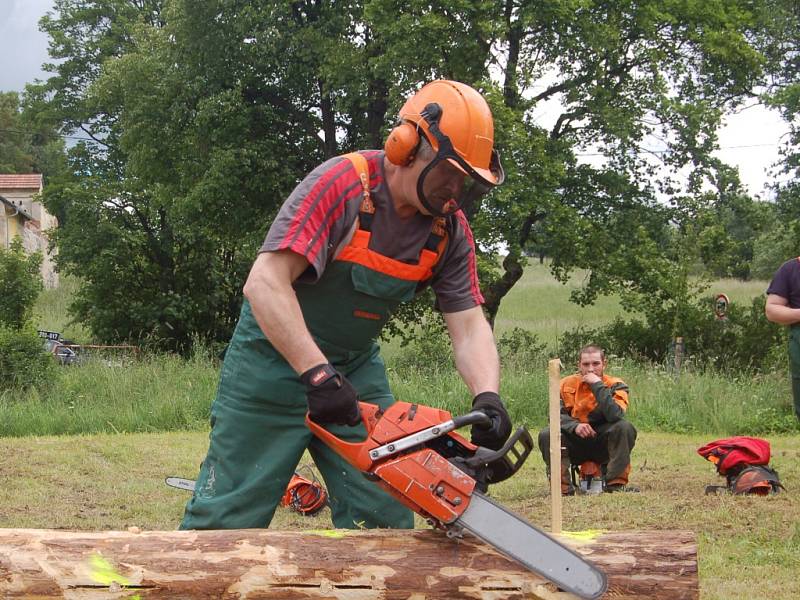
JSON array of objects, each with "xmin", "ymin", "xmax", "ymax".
[{"xmin": 560, "ymin": 373, "xmax": 629, "ymax": 424}]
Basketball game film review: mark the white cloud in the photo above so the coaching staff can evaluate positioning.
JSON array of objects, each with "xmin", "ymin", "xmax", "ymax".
[{"xmin": 715, "ymin": 104, "xmax": 791, "ymax": 198}]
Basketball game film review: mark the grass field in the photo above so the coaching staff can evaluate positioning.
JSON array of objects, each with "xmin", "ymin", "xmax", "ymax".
[
  {"xmin": 0, "ymin": 431, "xmax": 797, "ymax": 599},
  {"xmin": 491, "ymin": 261, "xmax": 769, "ymax": 346},
  {"xmin": 1, "ymin": 262, "xmax": 795, "ymax": 598}
]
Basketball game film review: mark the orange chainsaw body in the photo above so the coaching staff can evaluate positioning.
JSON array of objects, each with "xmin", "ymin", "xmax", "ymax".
[{"xmin": 306, "ymin": 401, "xmax": 478, "ymax": 525}]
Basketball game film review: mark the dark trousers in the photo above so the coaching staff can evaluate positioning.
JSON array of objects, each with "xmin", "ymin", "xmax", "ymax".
[
  {"xmin": 790, "ymin": 327, "xmax": 800, "ymax": 420},
  {"xmin": 538, "ymin": 420, "xmax": 637, "ymax": 483}
]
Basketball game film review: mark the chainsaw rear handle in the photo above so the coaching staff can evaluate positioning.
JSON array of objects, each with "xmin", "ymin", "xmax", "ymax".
[
  {"xmin": 452, "ymin": 410, "xmax": 492, "ymax": 430},
  {"xmin": 306, "ymin": 403, "xmax": 492, "ymax": 472}
]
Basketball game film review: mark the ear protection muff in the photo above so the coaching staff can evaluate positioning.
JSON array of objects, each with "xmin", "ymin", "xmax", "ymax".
[
  {"xmin": 384, "ymin": 103, "xmax": 443, "ymax": 166},
  {"xmin": 384, "ymin": 121, "xmax": 420, "ymax": 166}
]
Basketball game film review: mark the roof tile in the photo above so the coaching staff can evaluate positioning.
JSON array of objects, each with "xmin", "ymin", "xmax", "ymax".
[{"xmin": 0, "ymin": 174, "xmax": 44, "ymax": 189}]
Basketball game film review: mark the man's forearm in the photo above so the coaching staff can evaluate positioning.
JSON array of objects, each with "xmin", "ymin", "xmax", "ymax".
[
  {"xmin": 560, "ymin": 401, "xmax": 579, "ymax": 433},
  {"xmin": 244, "ymin": 273, "xmax": 326, "ymax": 375},
  {"xmin": 765, "ymin": 303, "xmax": 800, "ymax": 326},
  {"xmin": 447, "ymin": 309, "xmax": 500, "ymax": 396},
  {"xmin": 453, "ymin": 336, "xmax": 500, "ymax": 396},
  {"xmin": 589, "ymin": 381, "xmax": 626, "ymax": 422}
]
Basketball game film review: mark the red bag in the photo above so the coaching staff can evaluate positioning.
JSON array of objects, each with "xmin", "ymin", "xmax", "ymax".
[{"xmin": 697, "ymin": 436, "xmax": 771, "ymax": 476}]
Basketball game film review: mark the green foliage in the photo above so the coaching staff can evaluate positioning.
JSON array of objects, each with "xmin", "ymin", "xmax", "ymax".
[
  {"xmin": 0, "ymin": 349, "xmax": 216, "ymax": 434},
  {"xmin": 392, "ymin": 314, "xmax": 453, "ymax": 374},
  {"xmin": 474, "ymin": 0, "xmax": 773, "ymax": 319},
  {"xmin": 558, "ymin": 295, "xmax": 785, "ymax": 371},
  {"xmin": 751, "ymin": 226, "xmax": 798, "ymax": 280},
  {"xmin": 750, "ymin": 183, "xmax": 800, "ymax": 279},
  {"xmin": 0, "ymin": 92, "xmax": 34, "ymax": 172},
  {"xmin": 696, "ymin": 190, "xmax": 776, "ymax": 279},
  {"xmin": 622, "ymin": 363, "xmax": 798, "ymax": 435},
  {"xmin": 0, "ymin": 241, "xmax": 52, "ymax": 392},
  {"xmin": 0, "ymin": 91, "xmax": 68, "ymax": 178},
  {"xmin": 0, "ymin": 325, "xmax": 57, "ymax": 392},
  {"xmin": 496, "ymin": 327, "xmax": 547, "ymax": 368},
  {"xmin": 0, "ymin": 239, "xmax": 43, "ymax": 330},
  {"xmin": 26, "ymin": 0, "xmax": 787, "ymax": 351}
]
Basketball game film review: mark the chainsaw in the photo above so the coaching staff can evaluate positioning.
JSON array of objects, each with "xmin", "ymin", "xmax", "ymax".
[
  {"xmin": 306, "ymin": 400, "xmax": 608, "ymax": 599},
  {"xmin": 166, "ymin": 468, "xmax": 329, "ymax": 516}
]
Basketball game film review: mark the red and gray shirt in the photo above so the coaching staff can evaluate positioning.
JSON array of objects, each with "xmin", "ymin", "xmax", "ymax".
[{"xmin": 260, "ymin": 150, "xmax": 484, "ymax": 313}]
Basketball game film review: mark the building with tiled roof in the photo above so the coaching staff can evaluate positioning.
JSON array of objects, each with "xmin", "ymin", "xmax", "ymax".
[
  {"xmin": 0, "ymin": 174, "xmax": 45, "ymax": 189},
  {"xmin": 0, "ymin": 173, "xmax": 59, "ymax": 288}
]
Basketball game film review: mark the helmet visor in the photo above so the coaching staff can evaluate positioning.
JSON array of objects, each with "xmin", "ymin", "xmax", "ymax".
[{"xmin": 417, "ymin": 149, "xmax": 504, "ymax": 217}]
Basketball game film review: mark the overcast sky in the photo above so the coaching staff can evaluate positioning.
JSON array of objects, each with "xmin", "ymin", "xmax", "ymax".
[
  {"xmin": 1, "ymin": 0, "xmax": 790, "ymax": 198},
  {"xmin": 0, "ymin": 0, "xmax": 52, "ymax": 91}
]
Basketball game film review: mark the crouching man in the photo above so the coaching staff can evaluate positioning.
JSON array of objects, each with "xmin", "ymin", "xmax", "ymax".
[{"xmin": 538, "ymin": 345, "xmax": 638, "ymax": 494}]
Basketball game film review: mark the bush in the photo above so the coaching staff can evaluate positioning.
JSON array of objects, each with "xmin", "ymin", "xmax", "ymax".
[
  {"xmin": 497, "ymin": 327, "xmax": 548, "ymax": 367},
  {"xmin": 392, "ymin": 316, "xmax": 454, "ymax": 374},
  {"xmin": 0, "ymin": 239, "xmax": 43, "ymax": 330},
  {"xmin": 0, "ymin": 326, "xmax": 58, "ymax": 391},
  {"xmin": 558, "ymin": 295, "xmax": 785, "ymax": 371}
]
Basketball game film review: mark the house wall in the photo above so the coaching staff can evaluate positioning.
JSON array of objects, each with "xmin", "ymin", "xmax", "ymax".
[{"xmin": 0, "ymin": 190, "xmax": 59, "ymax": 289}]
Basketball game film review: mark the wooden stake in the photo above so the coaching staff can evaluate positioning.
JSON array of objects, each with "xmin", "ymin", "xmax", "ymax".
[
  {"xmin": 548, "ymin": 358, "xmax": 562, "ymax": 534},
  {"xmin": 674, "ymin": 336, "xmax": 684, "ymax": 374}
]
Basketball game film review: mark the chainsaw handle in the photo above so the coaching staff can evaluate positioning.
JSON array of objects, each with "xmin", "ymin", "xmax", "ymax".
[
  {"xmin": 305, "ymin": 401, "xmax": 383, "ymax": 472},
  {"xmin": 452, "ymin": 410, "xmax": 492, "ymax": 430}
]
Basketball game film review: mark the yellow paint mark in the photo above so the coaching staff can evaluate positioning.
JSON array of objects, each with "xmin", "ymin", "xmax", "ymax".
[
  {"xmin": 89, "ymin": 553, "xmax": 140, "ymax": 599},
  {"xmin": 89, "ymin": 553, "xmax": 130, "ymax": 586},
  {"xmin": 307, "ymin": 529, "xmax": 348, "ymax": 538},
  {"xmin": 560, "ymin": 529, "xmax": 604, "ymax": 541}
]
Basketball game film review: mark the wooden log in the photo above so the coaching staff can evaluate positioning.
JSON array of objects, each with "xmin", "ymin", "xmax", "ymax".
[{"xmin": 0, "ymin": 528, "xmax": 698, "ymax": 599}]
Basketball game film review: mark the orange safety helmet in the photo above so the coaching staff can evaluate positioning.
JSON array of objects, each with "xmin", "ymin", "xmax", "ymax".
[
  {"xmin": 385, "ymin": 80, "xmax": 504, "ymax": 216},
  {"xmin": 730, "ymin": 465, "xmax": 784, "ymax": 496},
  {"xmin": 280, "ymin": 471, "xmax": 328, "ymax": 516}
]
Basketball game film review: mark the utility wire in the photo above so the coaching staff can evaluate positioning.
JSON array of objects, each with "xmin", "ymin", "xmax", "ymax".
[
  {"xmin": 575, "ymin": 143, "xmax": 781, "ymax": 157},
  {"xmin": 0, "ymin": 127, "xmax": 786, "ymax": 155},
  {"xmin": 0, "ymin": 127, "xmax": 100, "ymax": 142}
]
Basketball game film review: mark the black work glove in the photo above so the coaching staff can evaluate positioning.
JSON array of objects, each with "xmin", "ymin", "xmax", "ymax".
[
  {"xmin": 470, "ymin": 391, "xmax": 512, "ymax": 451},
  {"xmin": 300, "ymin": 363, "xmax": 361, "ymax": 426}
]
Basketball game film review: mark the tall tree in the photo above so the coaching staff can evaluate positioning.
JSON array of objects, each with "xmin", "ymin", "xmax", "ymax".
[
  {"xmin": 0, "ymin": 91, "xmax": 66, "ymax": 177},
  {"xmin": 32, "ymin": 0, "xmax": 789, "ymax": 349}
]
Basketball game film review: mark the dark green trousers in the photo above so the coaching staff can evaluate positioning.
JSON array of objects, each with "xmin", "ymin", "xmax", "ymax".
[
  {"xmin": 790, "ymin": 326, "xmax": 800, "ymax": 420},
  {"xmin": 538, "ymin": 420, "xmax": 637, "ymax": 483},
  {"xmin": 179, "ymin": 303, "xmax": 413, "ymax": 530}
]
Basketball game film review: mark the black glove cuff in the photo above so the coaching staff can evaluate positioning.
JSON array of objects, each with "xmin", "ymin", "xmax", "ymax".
[
  {"xmin": 472, "ymin": 392, "xmax": 502, "ymax": 427},
  {"xmin": 472, "ymin": 391, "xmax": 502, "ymax": 408},
  {"xmin": 300, "ymin": 363, "xmax": 338, "ymax": 388}
]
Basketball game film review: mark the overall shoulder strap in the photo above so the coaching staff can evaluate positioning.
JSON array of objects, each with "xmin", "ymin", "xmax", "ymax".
[{"xmin": 342, "ymin": 152, "xmax": 375, "ymax": 230}]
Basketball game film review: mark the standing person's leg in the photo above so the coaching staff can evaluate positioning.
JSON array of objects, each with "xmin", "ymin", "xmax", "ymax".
[
  {"xmin": 181, "ymin": 302, "xmax": 311, "ymax": 530},
  {"xmin": 310, "ymin": 346, "xmax": 414, "ymax": 529},
  {"xmin": 180, "ymin": 388, "xmax": 311, "ymax": 529},
  {"xmin": 789, "ymin": 327, "xmax": 800, "ymax": 420}
]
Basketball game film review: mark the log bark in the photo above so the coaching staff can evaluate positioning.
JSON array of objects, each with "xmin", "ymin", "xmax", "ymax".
[{"xmin": 0, "ymin": 528, "xmax": 698, "ymax": 599}]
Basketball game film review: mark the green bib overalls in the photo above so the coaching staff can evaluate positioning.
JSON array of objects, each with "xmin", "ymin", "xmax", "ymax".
[
  {"xmin": 180, "ymin": 153, "xmax": 446, "ymax": 529},
  {"xmin": 789, "ymin": 325, "xmax": 800, "ymax": 418}
]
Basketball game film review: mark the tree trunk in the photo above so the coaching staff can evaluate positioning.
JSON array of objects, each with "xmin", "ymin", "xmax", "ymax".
[
  {"xmin": 319, "ymin": 79, "xmax": 338, "ymax": 158},
  {"xmin": 482, "ymin": 253, "xmax": 525, "ymax": 326},
  {"xmin": 0, "ymin": 528, "xmax": 698, "ymax": 598}
]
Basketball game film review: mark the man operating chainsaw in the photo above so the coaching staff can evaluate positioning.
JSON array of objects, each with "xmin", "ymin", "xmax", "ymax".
[{"xmin": 180, "ymin": 80, "xmax": 512, "ymax": 530}]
